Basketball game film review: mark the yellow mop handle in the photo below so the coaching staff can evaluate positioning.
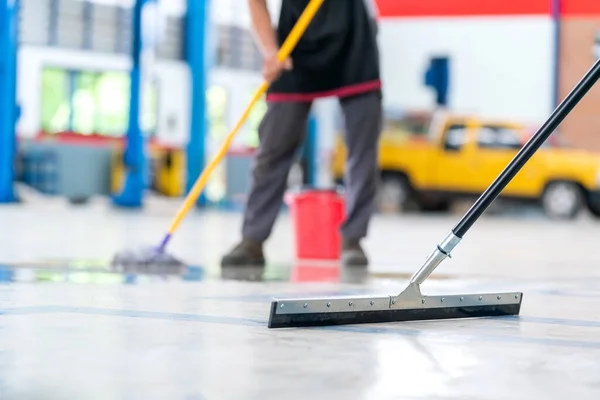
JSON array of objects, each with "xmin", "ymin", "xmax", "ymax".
[{"xmin": 165, "ymin": 0, "xmax": 324, "ymax": 238}]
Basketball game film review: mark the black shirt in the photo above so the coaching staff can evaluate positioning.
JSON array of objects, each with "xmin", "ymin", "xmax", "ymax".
[{"xmin": 266, "ymin": 0, "xmax": 382, "ymax": 102}]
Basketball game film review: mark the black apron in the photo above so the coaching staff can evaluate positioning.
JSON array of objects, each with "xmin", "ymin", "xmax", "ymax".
[{"xmin": 266, "ymin": 0, "xmax": 381, "ymax": 102}]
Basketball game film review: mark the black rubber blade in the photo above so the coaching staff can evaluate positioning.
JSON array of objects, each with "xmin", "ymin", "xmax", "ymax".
[{"xmin": 268, "ymin": 293, "xmax": 522, "ymax": 328}]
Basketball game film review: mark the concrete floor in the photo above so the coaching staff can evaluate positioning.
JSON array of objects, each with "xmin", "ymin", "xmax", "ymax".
[{"xmin": 2, "ymin": 194, "xmax": 600, "ymax": 399}]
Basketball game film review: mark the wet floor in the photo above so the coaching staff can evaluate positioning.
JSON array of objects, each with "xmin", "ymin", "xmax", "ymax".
[{"xmin": 1, "ymin": 197, "xmax": 600, "ymax": 399}]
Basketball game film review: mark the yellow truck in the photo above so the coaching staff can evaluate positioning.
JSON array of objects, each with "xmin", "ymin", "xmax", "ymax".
[{"xmin": 332, "ymin": 111, "xmax": 600, "ymax": 219}]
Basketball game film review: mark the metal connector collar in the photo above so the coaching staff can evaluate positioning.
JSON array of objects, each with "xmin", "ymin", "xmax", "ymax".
[
  {"xmin": 438, "ymin": 230, "xmax": 461, "ymax": 257},
  {"xmin": 408, "ymin": 231, "xmax": 461, "ymax": 286}
]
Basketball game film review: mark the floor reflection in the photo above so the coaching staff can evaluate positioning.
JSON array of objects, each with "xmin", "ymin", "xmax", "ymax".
[
  {"xmin": 0, "ymin": 260, "xmax": 373, "ymax": 286},
  {"xmin": 0, "ymin": 263, "xmax": 203, "ymax": 285},
  {"xmin": 220, "ymin": 266, "xmax": 266, "ymax": 282},
  {"xmin": 220, "ymin": 262, "xmax": 370, "ymax": 284}
]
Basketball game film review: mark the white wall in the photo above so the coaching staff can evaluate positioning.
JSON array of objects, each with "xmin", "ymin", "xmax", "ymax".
[
  {"xmin": 378, "ymin": 16, "xmax": 555, "ymax": 123},
  {"xmin": 153, "ymin": 61, "xmax": 191, "ymax": 146}
]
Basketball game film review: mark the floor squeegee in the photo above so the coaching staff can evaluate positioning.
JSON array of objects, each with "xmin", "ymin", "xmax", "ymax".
[{"xmin": 268, "ymin": 57, "xmax": 600, "ymax": 328}]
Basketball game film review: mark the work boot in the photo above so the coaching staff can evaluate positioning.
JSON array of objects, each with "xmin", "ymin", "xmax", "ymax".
[
  {"xmin": 341, "ymin": 238, "xmax": 368, "ymax": 267},
  {"xmin": 220, "ymin": 239, "xmax": 265, "ymax": 267}
]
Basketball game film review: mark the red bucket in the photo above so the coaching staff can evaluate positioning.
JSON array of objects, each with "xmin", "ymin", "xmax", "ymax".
[{"xmin": 285, "ymin": 189, "xmax": 345, "ymax": 260}]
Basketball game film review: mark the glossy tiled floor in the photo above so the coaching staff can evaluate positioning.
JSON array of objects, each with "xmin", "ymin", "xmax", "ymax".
[{"xmin": 1, "ymin": 194, "xmax": 600, "ymax": 399}]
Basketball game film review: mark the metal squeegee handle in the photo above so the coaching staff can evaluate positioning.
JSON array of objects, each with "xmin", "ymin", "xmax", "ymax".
[
  {"xmin": 408, "ymin": 58, "xmax": 600, "ymax": 287},
  {"xmin": 157, "ymin": 0, "xmax": 325, "ymax": 250},
  {"xmin": 454, "ymin": 58, "xmax": 600, "ymax": 238}
]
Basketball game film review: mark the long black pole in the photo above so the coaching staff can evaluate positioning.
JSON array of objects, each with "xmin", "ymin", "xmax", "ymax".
[{"xmin": 453, "ymin": 58, "xmax": 600, "ymax": 238}]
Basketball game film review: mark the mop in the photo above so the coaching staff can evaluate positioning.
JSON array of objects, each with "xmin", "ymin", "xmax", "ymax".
[
  {"xmin": 268, "ymin": 57, "xmax": 600, "ymax": 328},
  {"xmin": 111, "ymin": 0, "xmax": 325, "ymax": 271}
]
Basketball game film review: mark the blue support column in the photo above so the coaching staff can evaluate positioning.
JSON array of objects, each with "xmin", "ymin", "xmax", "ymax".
[
  {"xmin": 0, "ymin": 0, "xmax": 19, "ymax": 203},
  {"xmin": 185, "ymin": 0, "xmax": 210, "ymax": 207},
  {"xmin": 112, "ymin": 0, "xmax": 153, "ymax": 208},
  {"xmin": 302, "ymin": 115, "xmax": 318, "ymax": 187}
]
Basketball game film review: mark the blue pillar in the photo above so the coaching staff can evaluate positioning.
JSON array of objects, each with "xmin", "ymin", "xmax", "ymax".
[
  {"xmin": 112, "ymin": 0, "xmax": 154, "ymax": 208},
  {"xmin": 0, "ymin": 0, "xmax": 19, "ymax": 203},
  {"xmin": 302, "ymin": 115, "xmax": 318, "ymax": 187},
  {"xmin": 186, "ymin": 0, "xmax": 210, "ymax": 207}
]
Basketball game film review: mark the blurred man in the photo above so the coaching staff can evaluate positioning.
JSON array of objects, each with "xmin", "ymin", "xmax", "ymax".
[{"xmin": 221, "ymin": 0, "xmax": 382, "ymax": 267}]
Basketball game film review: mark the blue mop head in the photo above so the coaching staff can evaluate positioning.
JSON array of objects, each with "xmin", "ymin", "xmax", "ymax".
[{"xmin": 111, "ymin": 246, "xmax": 186, "ymax": 274}]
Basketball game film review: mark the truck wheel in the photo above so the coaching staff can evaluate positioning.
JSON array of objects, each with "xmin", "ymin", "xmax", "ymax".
[
  {"xmin": 418, "ymin": 198, "xmax": 451, "ymax": 213},
  {"xmin": 541, "ymin": 181, "xmax": 583, "ymax": 220},
  {"xmin": 587, "ymin": 200, "xmax": 600, "ymax": 218},
  {"xmin": 377, "ymin": 174, "xmax": 412, "ymax": 213}
]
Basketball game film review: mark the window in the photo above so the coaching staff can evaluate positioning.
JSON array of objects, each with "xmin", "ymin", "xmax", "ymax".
[
  {"xmin": 41, "ymin": 68, "xmax": 71, "ymax": 133},
  {"xmin": 443, "ymin": 123, "xmax": 468, "ymax": 151},
  {"xmin": 476, "ymin": 125, "xmax": 522, "ymax": 150},
  {"xmin": 520, "ymin": 126, "xmax": 562, "ymax": 148},
  {"xmin": 72, "ymin": 72, "xmax": 100, "ymax": 134},
  {"xmin": 40, "ymin": 67, "xmax": 157, "ymax": 137},
  {"xmin": 384, "ymin": 111, "xmax": 432, "ymax": 136}
]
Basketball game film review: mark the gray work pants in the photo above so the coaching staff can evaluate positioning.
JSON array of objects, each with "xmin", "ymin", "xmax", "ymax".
[{"xmin": 242, "ymin": 90, "xmax": 382, "ymax": 242}]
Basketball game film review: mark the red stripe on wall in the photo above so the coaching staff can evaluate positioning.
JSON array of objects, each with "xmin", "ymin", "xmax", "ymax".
[
  {"xmin": 375, "ymin": 0, "xmax": 552, "ymax": 17},
  {"xmin": 561, "ymin": 0, "xmax": 600, "ymax": 16}
]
